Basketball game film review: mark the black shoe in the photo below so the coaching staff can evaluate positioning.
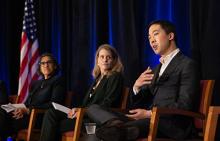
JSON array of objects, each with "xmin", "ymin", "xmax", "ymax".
[
  {"xmin": 104, "ymin": 119, "xmax": 124, "ymax": 127},
  {"xmin": 123, "ymin": 125, "xmax": 139, "ymax": 140},
  {"xmin": 96, "ymin": 125, "xmax": 124, "ymax": 141},
  {"xmin": 96, "ymin": 123, "xmax": 139, "ymax": 141}
]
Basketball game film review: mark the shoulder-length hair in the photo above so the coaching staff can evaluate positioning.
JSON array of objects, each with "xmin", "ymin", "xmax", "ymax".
[
  {"xmin": 92, "ymin": 44, "xmax": 124, "ymax": 79},
  {"xmin": 37, "ymin": 53, "xmax": 59, "ymax": 76}
]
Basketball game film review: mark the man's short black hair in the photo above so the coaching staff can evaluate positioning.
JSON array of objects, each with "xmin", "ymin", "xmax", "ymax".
[{"xmin": 148, "ymin": 20, "xmax": 177, "ymax": 43}]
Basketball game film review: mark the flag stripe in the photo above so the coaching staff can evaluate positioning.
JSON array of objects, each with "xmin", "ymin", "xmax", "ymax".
[
  {"xmin": 19, "ymin": 41, "xmax": 31, "ymax": 77},
  {"xmin": 20, "ymin": 33, "xmax": 27, "ymax": 50},
  {"xmin": 18, "ymin": 0, "xmax": 40, "ymax": 103}
]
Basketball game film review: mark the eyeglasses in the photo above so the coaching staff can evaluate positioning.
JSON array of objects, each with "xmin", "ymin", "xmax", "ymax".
[{"xmin": 39, "ymin": 60, "xmax": 54, "ymax": 66}]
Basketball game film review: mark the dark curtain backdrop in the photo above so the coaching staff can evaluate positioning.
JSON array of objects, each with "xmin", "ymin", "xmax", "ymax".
[
  {"xmin": 0, "ymin": 0, "xmax": 191, "ymax": 96},
  {"xmin": 190, "ymin": 0, "xmax": 220, "ymax": 106},
  {"xmin": 190, "ymin": 0, "xmax": 220, "ymax": 138},
  {"xmin": 0, "ymin": 0, "xmax": 220, "ymax": 139}
]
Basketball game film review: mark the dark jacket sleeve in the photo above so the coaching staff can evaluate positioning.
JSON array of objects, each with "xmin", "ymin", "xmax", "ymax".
[
  {"xmin": 128, "ymin": 90, "xmax": 153, "ymax": 109},
  {"xmin": 128, "ymin": 65, "xmax": 160, "ymax": 109},
  {"xmin": 99, "ymin": 72, "xmax": 124, "ymax": 107}
]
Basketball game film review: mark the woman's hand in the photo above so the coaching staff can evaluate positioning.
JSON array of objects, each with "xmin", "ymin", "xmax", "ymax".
[
  {"xmin": 12, "ymin": 108, "xmax": 29, "ymax": 119},
  {"xmin": 67, "ymin": 108, "xmax": 78, "ymax": 119}
]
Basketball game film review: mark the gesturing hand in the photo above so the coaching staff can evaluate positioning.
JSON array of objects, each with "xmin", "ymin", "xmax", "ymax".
[{"xmin": 133, "ymin": 67, "xmax": 154, "ymax": 93}]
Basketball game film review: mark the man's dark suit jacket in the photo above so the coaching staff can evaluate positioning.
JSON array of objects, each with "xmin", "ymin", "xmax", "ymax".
[{"xmin": 129, "ymin": 52, "xmax": 200, "ymax": 139}]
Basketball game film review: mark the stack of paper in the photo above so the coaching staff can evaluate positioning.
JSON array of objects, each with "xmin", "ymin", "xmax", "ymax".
[{"xmin": 1, "ymin": 103, "xmax": 26, "ymax": 113}]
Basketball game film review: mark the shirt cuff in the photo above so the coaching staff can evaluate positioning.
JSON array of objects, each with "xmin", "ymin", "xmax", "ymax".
[{"xmin": 133, "ymin": 87, "xmax": 139, "ymax": 95}]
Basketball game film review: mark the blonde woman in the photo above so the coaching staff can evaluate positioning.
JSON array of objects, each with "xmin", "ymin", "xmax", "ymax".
[{"xmin": 40, "ymin": 44, "xmax": 124, "ymax": 141}]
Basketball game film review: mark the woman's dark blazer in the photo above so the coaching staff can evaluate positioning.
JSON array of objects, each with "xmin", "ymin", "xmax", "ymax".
[
  {"xmin": 82, "ymin": 71, "xmax": 124, "ymax": 108},
  {"xmin": 25, "ymin": 75, "xmax": 66, "ymax": 109}
]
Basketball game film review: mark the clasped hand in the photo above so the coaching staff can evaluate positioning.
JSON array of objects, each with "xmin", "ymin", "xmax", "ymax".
[{"xmin": 12, "ymin": 108, "xmax": 29, "ymax": 119}]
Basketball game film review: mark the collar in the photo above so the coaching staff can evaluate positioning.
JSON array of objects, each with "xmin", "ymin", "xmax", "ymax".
[{"xmin": 159, "ymin": 48, "xmax": 180, "ymax": 64}]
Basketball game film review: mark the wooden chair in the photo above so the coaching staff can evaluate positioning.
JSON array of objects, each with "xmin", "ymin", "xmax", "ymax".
[
  {"xmin": 61, "ymin": 87, "xmax": 130, "ymax": 141},
  {"xmin": 15, "ymin": 91, "xmax": 74, "ymax": 141},
  {"xmin": 16, "ymin": 108, "xmax": 45, "ymax": 141},
  {"xmin": 8, "ymin": 95, "xmax": 42, "ymax": 141},
  {"xmin": 137, "ymin": 80, "xmax": 215, "ymax": 141},
  {"xmin": 204, "ymin": 106, "xmax": 220, "ymax": 141}
]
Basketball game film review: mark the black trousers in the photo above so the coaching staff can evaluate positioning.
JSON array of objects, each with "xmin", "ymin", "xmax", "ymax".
[
  {"xmin": 86, "ymin": 104, "xmax": 150, "ymax": 139},
  {"xmin": 39, "ymin": 108, "xmax": 76, "ymax": 141},
  {"xmin": 0, "ymin": 108, "xmax": 29, "ymax": 140},
  {"xmin": 86, "ymin": 105, "xmax": 195, "ymax": 140}
]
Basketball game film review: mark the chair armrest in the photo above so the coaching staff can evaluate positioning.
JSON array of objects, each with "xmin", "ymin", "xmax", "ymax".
[
  {"xmin": 152, "ymin": 107, "xmax": 205, "ymax": 119},
  {"xmin": 204, "ymin": 106, "xmax": 220, "ymax": 141},
  {"xmin": 73, "ymin": 108, "xmax": 86, "ymax": 141},
  {"xmin": 148, "ymin": 107, "xmax": 205, "ymax": 141},
  {"xmin": 26, "ymin": 108, "xmax": 46, "ymax": 141}
]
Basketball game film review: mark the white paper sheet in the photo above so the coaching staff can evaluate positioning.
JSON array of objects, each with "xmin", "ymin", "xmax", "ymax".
[{"xmin": 52, "ymin": 102, "xmax": 71, "ymax": 114}]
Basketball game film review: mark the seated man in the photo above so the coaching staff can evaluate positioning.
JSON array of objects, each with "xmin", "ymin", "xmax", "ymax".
[{"xmin": 86, "ymin": 20, "xmax": 200, "ymax": 141}]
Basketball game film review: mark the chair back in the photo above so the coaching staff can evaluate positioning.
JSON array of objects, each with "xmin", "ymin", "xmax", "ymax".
[
  {"xmin": 195, "ymin": 80, "xmax": 215, "ymax": 132},
  {"xmin": 16, "ymin": 91, "xmax": 74, "ymax": 141},
  {"xmin": 120, "ymin": 87, "xmax": 129, "ymax": 109},
  {"xmin": 65, "ymin": 91, "xmax": 75, "ymax": 108}
]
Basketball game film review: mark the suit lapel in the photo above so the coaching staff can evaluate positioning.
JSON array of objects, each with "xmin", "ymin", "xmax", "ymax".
[
  {"xmin": 152, "ymin": 52, "xmax": 183, "ymax": 95},
  {"xmin": 151, "ymin": 63, "xmax": 162, "ymax": 86},
  {"xmin": 149, "ymin": 63, "xmax": 162, "ymax": 94}
]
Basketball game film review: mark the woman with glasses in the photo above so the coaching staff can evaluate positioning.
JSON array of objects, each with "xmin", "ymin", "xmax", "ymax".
[
  {"xmin": 0, "ymin": 53, "xmax": 66, "ymax": 140},
  {"xmin": 40, "ymin": 44, "xmax": 124, "ymax": 141}
]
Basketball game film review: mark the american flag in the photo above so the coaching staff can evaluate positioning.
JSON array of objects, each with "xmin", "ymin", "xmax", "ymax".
[{"xmin": 18, "ymin": 0, "xmax": 40, "ymax": 103}]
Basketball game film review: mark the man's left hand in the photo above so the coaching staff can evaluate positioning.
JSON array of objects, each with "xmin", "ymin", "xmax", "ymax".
[{"xmin": 125, "ymin": 109, "xmax": 151, "ymax": 120}]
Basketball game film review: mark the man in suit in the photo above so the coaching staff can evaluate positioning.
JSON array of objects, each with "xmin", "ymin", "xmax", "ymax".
[{"xmin": 86, "ymin": 20, "xmax": 200, "ymax": 141}]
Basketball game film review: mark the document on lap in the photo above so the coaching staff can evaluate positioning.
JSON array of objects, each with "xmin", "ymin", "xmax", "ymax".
[
  {"xmin": 52, "ymin": 102, "xmax": 70, "ymax": 114},
  {"xmin": 1, "ymin": 103, "xmax": 26, "ymax": 113}
]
